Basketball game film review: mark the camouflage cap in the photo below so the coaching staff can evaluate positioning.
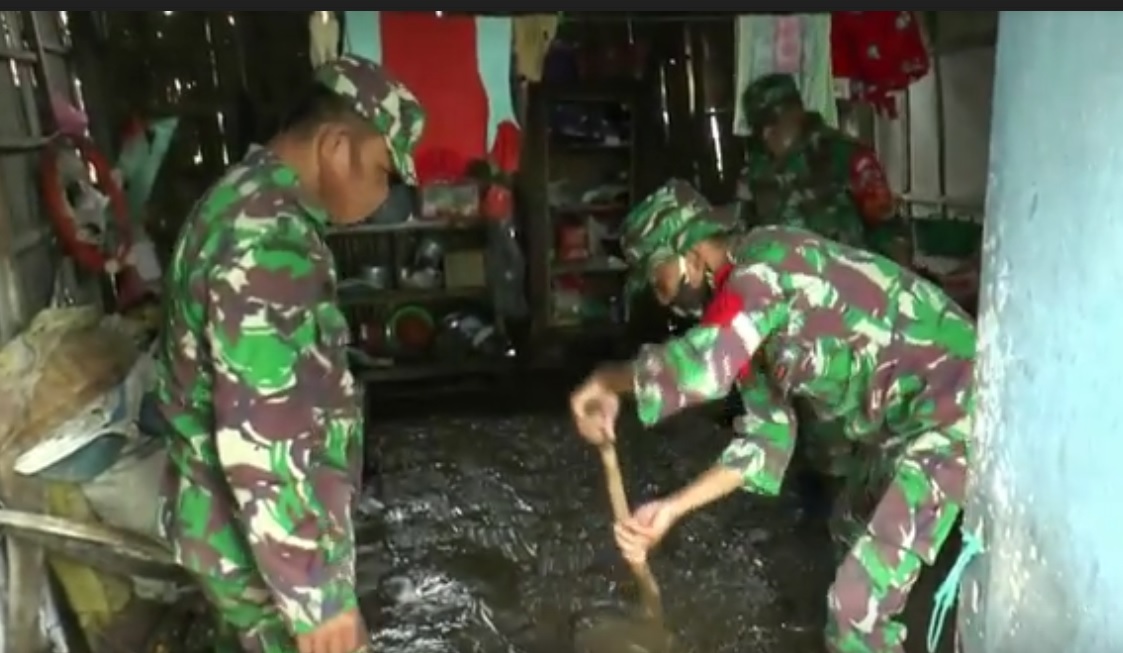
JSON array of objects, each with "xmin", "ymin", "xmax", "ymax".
[
  {"xmin": 741, "ymin": 73, "xmax": 802, "ymax": 129},
  {"xmin": 315, "ymin": 55, "xmax": 426, "ymax": 185},
  {"xmin": 619, "ymin": 179, "xmax": 739, "ymax": 294}
]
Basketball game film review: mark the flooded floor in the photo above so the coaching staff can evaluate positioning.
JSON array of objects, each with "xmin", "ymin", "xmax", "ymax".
[{"xmin": 358, "ymin": 383, "xmax": 957, "ymax": 653}]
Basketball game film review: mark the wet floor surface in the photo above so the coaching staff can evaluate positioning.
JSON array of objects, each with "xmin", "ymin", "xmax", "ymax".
[
  {"xmin": 356, "ymin": 393, "xmax": 836, "ymax": 653},
  {"xmin": 355, "ymin": 378, "xmax": 960, "ymax": 653}
]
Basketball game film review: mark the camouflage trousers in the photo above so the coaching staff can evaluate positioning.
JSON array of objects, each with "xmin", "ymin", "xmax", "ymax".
[
  {"xmin": 160, "ymin": 462, "xmax": 300, "ymax": 653},
  {"xmin": 813, "ymin": 417, "xmax": 970, "ymax": 653}
]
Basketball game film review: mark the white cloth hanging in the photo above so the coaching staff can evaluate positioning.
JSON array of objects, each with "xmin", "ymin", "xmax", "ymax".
[
  {"xmin": 309, "ymin": 11, "xmax": 340, "ymax": 68},
  {"xmin": 733, "ymin": 14, "xmax": 837, "ymax": 135}
]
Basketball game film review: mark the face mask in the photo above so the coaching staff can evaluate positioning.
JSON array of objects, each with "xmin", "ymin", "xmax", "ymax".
[{"xmin": 669, "ymin": 257, "xmax": 711, "ymax": 318}]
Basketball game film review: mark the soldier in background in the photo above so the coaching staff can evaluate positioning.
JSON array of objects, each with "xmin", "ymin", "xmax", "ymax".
[
  {"xmin": 737, "ymin": 73, "xmax": 918, "ymax": 533},
  {"xmin": 570, "ymin": 180, "xmax": 974, "ymax": 653},
  {"xmin": 153, "ymin": 55, "xmax": 424, "ymax": 653},
  {"xmin": 737, "ymin": 73, "xmax": 910, "ymax": 266}
]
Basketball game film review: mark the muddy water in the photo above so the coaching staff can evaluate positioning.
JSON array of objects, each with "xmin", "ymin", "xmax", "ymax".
[{"xmin": 355, "ymin": 405, "xmax": 834, "ymax": 653}]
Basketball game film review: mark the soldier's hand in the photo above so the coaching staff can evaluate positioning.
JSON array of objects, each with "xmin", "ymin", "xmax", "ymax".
[
  {"xmin": 298, "ymin": 608, "xmax": 367, "ymax": 653},
  {"xmin": 614, "ymin": 499, "xmax": 681, "ymax": 564},
  {"xmin": 570, "ymin": 375, "xmax": 619, "ymax": 446}
]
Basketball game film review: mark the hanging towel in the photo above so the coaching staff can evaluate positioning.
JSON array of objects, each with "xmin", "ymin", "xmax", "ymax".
[
  {"xmin": 475, "ymin": 16, "xmax": 519, "ymax": 161},
  {"xmin": 514, "ymin": 14, "xmax": 559, "ymax": 83},
  {"xmin": 801, "ymin": 14, "xmax": 837, "ymax": 128},
  {"xmin": 734, "ymin": 14, "xmax": 838, "ymax": 135},
  {"xmin": 343, "ymin": 11, "xmax": 381, "ymax": 64},
  {"xmin": 309, "ymin": 11, "xmax": 340, "ymax": 68}
]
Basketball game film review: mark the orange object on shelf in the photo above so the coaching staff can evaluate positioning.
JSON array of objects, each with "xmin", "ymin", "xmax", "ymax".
[
  {"xmin": 387, "ymin": 305, "xmax": 436, "ymax": 353},
  {"xmin": 481, "ymin": 184, "xmax": 513, "ymax": 221},
  {"xmin": 556, "ymin": 223, "xmax": 589, "ymax": 261}
]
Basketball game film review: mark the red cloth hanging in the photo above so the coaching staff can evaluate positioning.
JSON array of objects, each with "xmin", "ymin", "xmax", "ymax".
[
  {"xmin": 379, "ymin": 12, "xmax": 489, "ymax": 182},
  {"xmin": 831, "ymin": 12, "xmax": 930, "ymax": 117}
]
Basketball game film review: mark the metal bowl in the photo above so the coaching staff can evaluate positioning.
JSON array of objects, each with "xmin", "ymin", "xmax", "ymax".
[{"xmin": 356, "ymin": 265, "xmax": 391, "ymax": 289}]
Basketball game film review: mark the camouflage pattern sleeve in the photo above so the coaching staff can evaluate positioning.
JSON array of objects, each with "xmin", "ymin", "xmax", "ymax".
[
  {"xmin": 720, "ymin": 362, "xmax": 798, "ymax": 496},
  {"xmin": 734, "ymin": 159, "xmax": 757, "ymax": 226},
  {"xmin": 633, "ymin": 263, "xmax": 790, "ymax": 426},
  {"xmin": 207, "ymin": 228, "xmax": 359, "ymax": 634}
]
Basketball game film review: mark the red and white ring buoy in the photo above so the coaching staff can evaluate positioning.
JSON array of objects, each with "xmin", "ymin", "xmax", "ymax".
[{"xmin": 39, "ymin": 134, "xmax": 132, "ymax": 275}]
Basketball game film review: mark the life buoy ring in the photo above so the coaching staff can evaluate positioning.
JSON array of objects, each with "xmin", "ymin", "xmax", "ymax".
[{"xmin": 40, "ymin": 135, "xmax": 132, "ymax": 274}]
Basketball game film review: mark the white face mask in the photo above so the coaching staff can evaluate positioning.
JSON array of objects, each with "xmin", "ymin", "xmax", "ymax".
[{"xmin": 669, "ymin": 256, "xmax": 710, "ymax": 318}]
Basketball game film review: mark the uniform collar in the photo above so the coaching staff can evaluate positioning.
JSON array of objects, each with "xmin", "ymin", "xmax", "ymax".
[{"xmin": 244, "ymin": 145, "xmax": 331, "ymax": 231}]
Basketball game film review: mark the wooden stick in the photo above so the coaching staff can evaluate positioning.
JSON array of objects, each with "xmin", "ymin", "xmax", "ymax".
[{"xmin": 598, "ymin": 443, "xmax": 664, "ymax": 625}]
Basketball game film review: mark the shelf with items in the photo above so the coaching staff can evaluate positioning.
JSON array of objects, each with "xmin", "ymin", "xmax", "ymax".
[
  {"xmin": 326, "ymin": 216, "xmax": 486, "ymax": 236},
  {"xmin": 326, "ymin": 202, "xmax": 514, "ymax": 382},
  {"xmin": 524, "ymin": 81, "xmax": 642, "ymax": 343},
  {"xmin": 342, "ymin": 294, "xmax": 515, "ymax": 382},
  {"xmin": 549, "ymin": 272, "xmax": 630, "ymax": 333}
]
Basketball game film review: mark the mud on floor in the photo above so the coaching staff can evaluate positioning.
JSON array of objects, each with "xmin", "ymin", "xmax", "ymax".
[{"xmin": 355, "ymin": 408, "xmax": 834, "ymax": 652}]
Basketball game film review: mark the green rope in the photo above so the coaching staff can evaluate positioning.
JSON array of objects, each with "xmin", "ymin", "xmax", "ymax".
[{"xmin": 926, "ymin": 529, "xmax": 983, "ymax": 652}]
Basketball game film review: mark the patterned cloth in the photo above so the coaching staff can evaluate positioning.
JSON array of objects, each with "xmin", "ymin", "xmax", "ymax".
[{"xmin": 831, "ymin": 12, "xmax": 930, "ymax": 117}]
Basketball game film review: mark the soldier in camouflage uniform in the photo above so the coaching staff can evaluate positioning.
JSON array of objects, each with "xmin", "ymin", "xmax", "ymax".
[
  {"xmin": 737, "ymin": 73, "xmax": 907, "ymax": 263},
  {"xmin": 738, "ymin": 73, "xmax": 912, "ymax": 534},
  {"xmin": 570, "ymin": 179, "xmax": 974, "ymax": 652},
  {"xmin": 153, "ymin": 55, "xmax": 424, "ymax": 653}
]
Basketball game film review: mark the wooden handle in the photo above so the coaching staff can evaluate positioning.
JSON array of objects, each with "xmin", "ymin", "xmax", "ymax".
[{"xmin": 598, "ymin": 443, "xmax": 664, "ymax": 624}]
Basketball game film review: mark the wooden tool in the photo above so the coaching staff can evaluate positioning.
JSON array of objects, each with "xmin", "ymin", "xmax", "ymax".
[{"xmin": 597, "ymin": 442, "xmax": 664, "ymax": 626}]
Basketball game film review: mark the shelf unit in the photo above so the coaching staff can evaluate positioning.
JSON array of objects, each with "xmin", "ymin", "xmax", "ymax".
[
  {"xmin": 524, "ymin": 82, "xmax": 641, "ymax": 347},
  {"xmin": 325, "ymin": 217, "xmax": 513, "ymax": 383}
]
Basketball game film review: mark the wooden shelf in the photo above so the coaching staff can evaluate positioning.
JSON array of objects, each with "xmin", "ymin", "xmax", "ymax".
[
  {"xmin": 550, "ymin": 140, "xmax": 631, "ymax": 152},
  {"xmin": 326, "ymin": 218, "xmax": 487, "ymax": 236},
  {"xmin": 541, "ymin": 80, "xmax": 642, "ymax": 103},
  {"xmin": 353, "ymin": 357, "xmax": 515, "ymax": 382},
  {"xmin": 549, "ymin": 321, "xmax": 625, "ymax": 337},
  {"xmin": 526, "ymin": 78, "xmax": 649, "ymax": 352},
  {"xmin": 338, "ymin": 285, "xmax": 487, "ymax": 307},
  {"xmin": 551, "ymin": 258, "xmax": 627, "ymax": 276},
  {"xmin": 551, "ymin": 203, "xmax": 629, "ymax": 217},
  {"xmin": 328, "ymin": 215, "xmax": 507, "ymax": 382}
]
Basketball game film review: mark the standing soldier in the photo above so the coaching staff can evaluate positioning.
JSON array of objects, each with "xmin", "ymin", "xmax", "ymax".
[
  {"xmin": 736, "ymin": 73, "xmax": 908, "ymax": 265},
  {"xmin": 153, "ymin": 56, "xmax": 424, "ymax": 653},
  {"xmin": 570, "ymin": 180, "xmax": 974, "ymax": 653}
]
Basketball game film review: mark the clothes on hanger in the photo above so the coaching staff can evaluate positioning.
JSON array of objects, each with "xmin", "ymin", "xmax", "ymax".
[{"xmin": 831, "ymin": 11, "xmax": 930, "ymax": 117}]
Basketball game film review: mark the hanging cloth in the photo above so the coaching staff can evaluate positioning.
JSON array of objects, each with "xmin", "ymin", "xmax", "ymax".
[
  {"xmin": 476, "ymin": 16, "xmax": 521, "ymax": 173},
  {"xmin": 343, "ymin": 12, "xmax": 520, "ymax": 180},
  {"xmin": 831, "ymin": 12, "xmax": 930, "ymax": 117},
  {"xmin": 308, "ymin": 11, "xmax": 340, "ymax": 68},
  {"xmin": 343, "ymin": 11, "xmax": 381, "ymax": 62},
  {"xmin": 513, "ymin": 14, "xmax": 560, "ymax": 83},
  {"xmin": 734, "ymin": 14, "xmax": 838, "ymax": 136}
]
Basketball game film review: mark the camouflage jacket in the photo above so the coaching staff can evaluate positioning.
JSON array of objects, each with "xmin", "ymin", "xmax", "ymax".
[
  {"xmin": 633, "ymin": 226, "xmax": 974, "ymax": 496},
  {"xmin": 736, "ymin": 113, "xmax": 898, "ymax": 253},
  {"xmin": 153, "ymin": 147, "xmax": 362, "ymax": 630}
]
